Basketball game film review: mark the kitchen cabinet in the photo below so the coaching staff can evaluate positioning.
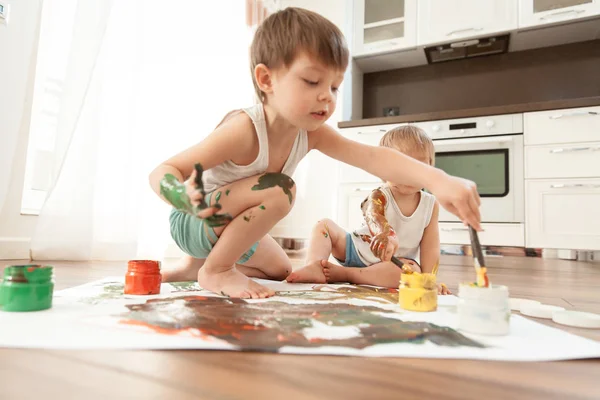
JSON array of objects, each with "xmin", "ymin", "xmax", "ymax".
[
  {"xmin": 525, "ymin": 179, "xmax": 600, "ymax": 250},
  {"xmin": 524, "ymin": 106, "xmax": 600, "ymax": 145},
  {"xmin": 518, "ymin": 0, "xmax": 600, "ymax": 29},
  {"xmin": 417, "ymin": 0, "xmax": 518, "ymax": 46},
  {"xmin": 353, "ymin": 0, "xmax": 417, "ymax": 56},
  {"xmin": 439, "ymin": 223, "xmax": 525, "ymax": 247},
  {"xmin": 524, "ymin": 106, "xmax": 600, "ymax": 250}
]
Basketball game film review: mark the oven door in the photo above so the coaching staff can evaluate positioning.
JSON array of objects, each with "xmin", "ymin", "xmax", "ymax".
[{"xmin": 433, "ymin": 135, "xmax": 524, "ymax": 223}]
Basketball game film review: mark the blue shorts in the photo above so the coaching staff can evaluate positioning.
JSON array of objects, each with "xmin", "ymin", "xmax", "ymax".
[
  {"xmin": 168, "ymin": 190, "xmax": 258, "ymax": 264},
  {"xmin": 334, "ymin": 232, "xmax": 367, "ymax": 268}
]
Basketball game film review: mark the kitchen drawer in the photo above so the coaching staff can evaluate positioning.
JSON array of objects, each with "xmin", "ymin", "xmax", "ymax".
[
  {"xmin": 524, "ymin": 106, "xmax": 600, "ymax": 145},
  {"xmin": 439, "ymin": 223, "xmax": 524, "ymax": 247},
  {"xmin": 525, "ymin": 142, "xmax": 600, "ymax": 179},
  {"xmin": 338, "ymin": 123, "xmax": 406, "ymax": 183},
  {"xmin": 526, "ymin": 178, "xmax": 600, "ymax": 250}
]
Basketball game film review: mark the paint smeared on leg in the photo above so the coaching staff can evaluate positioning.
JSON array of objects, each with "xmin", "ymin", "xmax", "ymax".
[{"xmin": 251, "ymin": 173, "xmax": 295, "ymax": 204}]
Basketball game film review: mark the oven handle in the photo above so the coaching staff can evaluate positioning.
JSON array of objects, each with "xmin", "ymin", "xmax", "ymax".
[{"xmin": 433, "ymin": 136, "xmax": 515, "ymax": 146}]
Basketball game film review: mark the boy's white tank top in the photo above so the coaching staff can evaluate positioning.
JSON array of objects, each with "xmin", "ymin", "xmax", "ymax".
[
  {"xmin": 202, "ymin": 103, "xmax": 309, "ymax": 193},
  {"xmin": 351, "ymin": 186, "xmax": 436, "ymax": 266}
]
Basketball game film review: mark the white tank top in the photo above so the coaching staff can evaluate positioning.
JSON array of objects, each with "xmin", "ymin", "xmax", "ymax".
[
  {"xmin": 351, "ymin": 186, "xmax": 436, "ymax": 266},
  {"xmin": 202, "ymin": 103, "xmax": 309, "ymax": 193}
]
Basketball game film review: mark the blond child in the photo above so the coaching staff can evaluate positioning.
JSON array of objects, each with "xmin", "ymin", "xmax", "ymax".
[
  {"xmin": 149, "ymin": 8, "xmax": 480, "ymax": 299},
  {"xmin": 287, "ymin": 126, "xmax": 451, "ymax": 294}
]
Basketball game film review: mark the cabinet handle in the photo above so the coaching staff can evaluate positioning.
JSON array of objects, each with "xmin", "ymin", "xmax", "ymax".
[
  {"xmin": 357, "ymin": 129, "xmax": 386, "ymax": 135},
  {"xmin": 539, "ymin": 9, "xmax": 585, "ymax": 21},
  {"xmin": 549, "ymin": 146, "xmax": 600, "ymax": 153},
  {"xmin": 441, "ymin": 227, "xmax": 469, "ymax": 232},
  {"xmin": 549, "ymin": 111, "xmax": 598, "ymax": 119},
  {"xmin": 446, "ymin": 27, "xmax": 483, "ymax": 36},
  {"xmin": 550, "ymin": 183, "xmax": 600, "ymax": 189}
]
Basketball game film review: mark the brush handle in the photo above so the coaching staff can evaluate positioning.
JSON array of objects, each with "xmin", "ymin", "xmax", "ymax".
[
  {"xmin": 391, "ymin": 256, "xmax": 404, "ymax": 268},
  {"xmin": 468, "ymin": 226, "xmax": 485, "ymax": 268}
]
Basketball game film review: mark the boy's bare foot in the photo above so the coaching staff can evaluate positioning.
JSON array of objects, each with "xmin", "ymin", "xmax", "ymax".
[
  {"xmin": 285, "ymin": 260, "xmax": 327, "ymax": 283},
  {"xmin": 197, "ymin": 266, "xmax": 275, "ymax": 299},
  {"xmin": 322, "ymin": 261, "xmax": 350, "ymax": 284},
  {"xmin": 161, "ymin": 255, "xmax": 203, "ymax": 282}
]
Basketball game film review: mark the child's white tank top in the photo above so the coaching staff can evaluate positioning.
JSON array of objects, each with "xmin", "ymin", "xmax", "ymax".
[
  {"xmin": 202, "ymin": 103, "xmax": 309, "ymax": 193},
  {"xmin": 351, "ymin": 186, "xmax": 436, "ymax": 266}
]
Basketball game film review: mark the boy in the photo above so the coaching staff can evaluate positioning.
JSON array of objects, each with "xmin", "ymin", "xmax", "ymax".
[
  {"xmin": 149, "ymin": 8, "xmax": 480, "ymax": 299},
  {"xmin": 288, "ymin": 125, "xmax": 451, "ymax": 294}
]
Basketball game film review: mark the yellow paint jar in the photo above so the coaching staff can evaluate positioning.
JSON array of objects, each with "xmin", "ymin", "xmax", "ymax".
[{"xmin": 399, "ymin": 273, "xmax": 437, "ymax": 312}]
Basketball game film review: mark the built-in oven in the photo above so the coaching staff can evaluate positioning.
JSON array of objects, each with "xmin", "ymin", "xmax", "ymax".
[{"xmin": 416, "ymin": 114, "xmax": 524, "ymax": 224}]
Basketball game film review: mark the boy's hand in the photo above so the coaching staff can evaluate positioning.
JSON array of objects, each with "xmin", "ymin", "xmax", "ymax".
[
  {"xmin": 370, "ymin": 233, "xmax": 399, "ymax": 262},
  {"xmin": 438, "ymin": 283, "xmax": 452, "ymax": 295},
  {"xmin": 429, "ymin": 172, "xmax": 482, "ymax": 231},
  {"xmin": 183, "ymin": 169, "xmax": 219, "ymax": 219}
]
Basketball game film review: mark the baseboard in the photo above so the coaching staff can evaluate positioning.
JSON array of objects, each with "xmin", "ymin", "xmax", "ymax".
[{"xmin": 0, "ymin": 237, "xmax": 31, "ymax": 260}]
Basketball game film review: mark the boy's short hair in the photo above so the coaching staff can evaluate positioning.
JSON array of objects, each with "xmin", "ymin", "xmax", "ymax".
[
  {"xmin": 250, "ymin": 7, "xmax": 349, "ymax": 102},
  {"xmin": 379, "ymin": 125, "xmax": 435, "ymax": 166}
]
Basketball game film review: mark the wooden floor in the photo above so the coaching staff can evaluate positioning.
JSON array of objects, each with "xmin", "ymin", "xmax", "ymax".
[{"xmin": 1, "ymin": 255, "xmax": 599, "ymax": 400}]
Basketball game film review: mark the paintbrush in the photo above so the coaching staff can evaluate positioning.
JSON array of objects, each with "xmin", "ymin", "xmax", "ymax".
[{"xmin": 468, "ymin": 226, "xmax": 489, "ymax": 287}]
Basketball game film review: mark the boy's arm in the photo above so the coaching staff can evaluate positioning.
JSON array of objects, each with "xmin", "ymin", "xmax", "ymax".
[
  {"xmin": 310, "ymin": 124, "xmax": 481, "ymax": 231},
  {"xmin": 148, "ymin": 112, "xmax": 254, "ymax": 205},
  {"xmin": 419, "ymin": 201, "xmax": 440, "ymax": 274},
  {"xmin": 362, "ymin": 189, "xmax": 398, "ymax": 261}
]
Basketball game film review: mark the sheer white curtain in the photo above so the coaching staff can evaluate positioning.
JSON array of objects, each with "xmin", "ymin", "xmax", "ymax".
[{"xmin": 30, "ymin": 0, "xmax": 255, "ymax": 260}]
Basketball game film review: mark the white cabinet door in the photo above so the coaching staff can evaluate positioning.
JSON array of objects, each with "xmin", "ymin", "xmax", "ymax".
[
  {"xmin": 439, "ymin": 223, "xmax": 525, "ymax": 246},
  {"xmin": 519, "ymin": 0, "xmax": 600, "ymax": 29},
  {"xmin": 337, "ymin": 183, "xmax": 381, "ymax": 232},
  {"xmin": 353, "ymin": 0, "xmax": 417, "ymax": 56},
  {"xmin": 417, "ymin": 0, "xmax": 518, "ymax": 46},
  {"xmin": 525, "ymin": 142, "xmax": 600, "ymax": 179},
  {"xmin": 526, "ymin": 179, "xmax": 600, "ymax": 250},
  {"xmin": 524, "ymin": 106, "xmax": 600, "ymax": 145}
]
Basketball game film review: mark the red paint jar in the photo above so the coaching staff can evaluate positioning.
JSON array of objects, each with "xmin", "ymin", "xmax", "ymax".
[{"xmin": 124, "ymin": 260, "xmax": 162, "ymax": 295}]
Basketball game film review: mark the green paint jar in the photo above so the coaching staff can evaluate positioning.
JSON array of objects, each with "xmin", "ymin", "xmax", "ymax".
[{"xmin": 0, "ymin": 265, "xmax": 54, "ymax": 312}]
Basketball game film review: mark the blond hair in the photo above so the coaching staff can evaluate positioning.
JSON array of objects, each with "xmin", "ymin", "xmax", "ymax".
[
  {"xmin": 250, "ymin": 7, "xmax": 349, "ymax": 102},
  {"xmin": 379, "ymin": 125, "xmax": 435, "ymax": 166}
]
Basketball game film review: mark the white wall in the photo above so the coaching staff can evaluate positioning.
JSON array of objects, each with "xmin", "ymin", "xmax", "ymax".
[
  {"xmin": 0, "ymin": 0, "xmax": 43, "ymax": 259},
  {"xmin": 271, "ymin": 0, "xmax": 351, "ymax": 239}
]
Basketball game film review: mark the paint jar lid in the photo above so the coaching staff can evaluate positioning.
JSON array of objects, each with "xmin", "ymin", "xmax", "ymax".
[
  {"xmin": 458, "ymin": 283, "xmax": 509, "ymax": 301},
  {"xmin": 2, "ymin": 265, "xmax": 54, "ymax": 284},
  {"xmin": 127, "ymin": 260, "xmax": 161, "ymax": 274},
  {"xmin": 520, "ymin": 303, "xmax": 564, "ymax": 319},
  {"xmin": 552, "ymin": 310, "xmax": 600, "ymax": 329}
]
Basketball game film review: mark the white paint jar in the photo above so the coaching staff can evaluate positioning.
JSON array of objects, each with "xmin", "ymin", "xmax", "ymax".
[{"xmin": 457, "ymin": 283, "xmax": 510, "ymax": 336}]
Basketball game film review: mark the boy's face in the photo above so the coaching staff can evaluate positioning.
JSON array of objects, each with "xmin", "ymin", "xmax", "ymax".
[
  {"xmin": 389, "ymin": 149, "xmax": 431, "ymax": 195},
  {"xmin": 269, "ymin": 51, "xmax": 345, "ymax": 131}
]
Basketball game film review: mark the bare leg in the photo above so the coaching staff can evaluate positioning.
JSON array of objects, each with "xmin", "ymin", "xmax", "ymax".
[
  {"xmin": 323, "ymin": 259, "xmax": 415, "ymax": 288},
  {"xmin": 286, "ymin": 219, "xmax": 347, "ymax": 283},
  {"xmin": 196, "ymin": 173, "xmax": 296, "ymax": 299}
]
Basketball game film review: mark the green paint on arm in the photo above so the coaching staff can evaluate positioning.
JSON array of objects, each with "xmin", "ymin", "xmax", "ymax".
[
  {"xmin": 259, "ymin": 205, "xmax": 266, "ymax": 210},
  {"xmin": 251, "ymin": 173, "xmax": 295, "ymax": 204},
  {"xmin": 225, "ymin": 189, "xmax": 230, "ymax": 196},
  {"xmin": 215, "ymin": 191, "xmax": 222, "ymax": 203}
]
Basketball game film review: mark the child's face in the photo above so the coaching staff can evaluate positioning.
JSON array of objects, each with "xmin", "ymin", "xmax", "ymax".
[
  {"xmin": 389, "ymin": 150, "xmax": 431, "ymax": 195},
  {"xmin": 269, "ymin": 51, "xmax": 345, "ymax": 131}
]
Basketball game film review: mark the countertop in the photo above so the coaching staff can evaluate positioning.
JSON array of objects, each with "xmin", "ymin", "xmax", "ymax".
[{"xmin": 337, "ymin": 96, "xmax": 600, "ymax": 129}]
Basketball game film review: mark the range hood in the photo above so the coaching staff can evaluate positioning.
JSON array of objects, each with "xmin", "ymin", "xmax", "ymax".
[{"xmin": 424, "ymin": 34, "xmax": 510, "ymax": 64}]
